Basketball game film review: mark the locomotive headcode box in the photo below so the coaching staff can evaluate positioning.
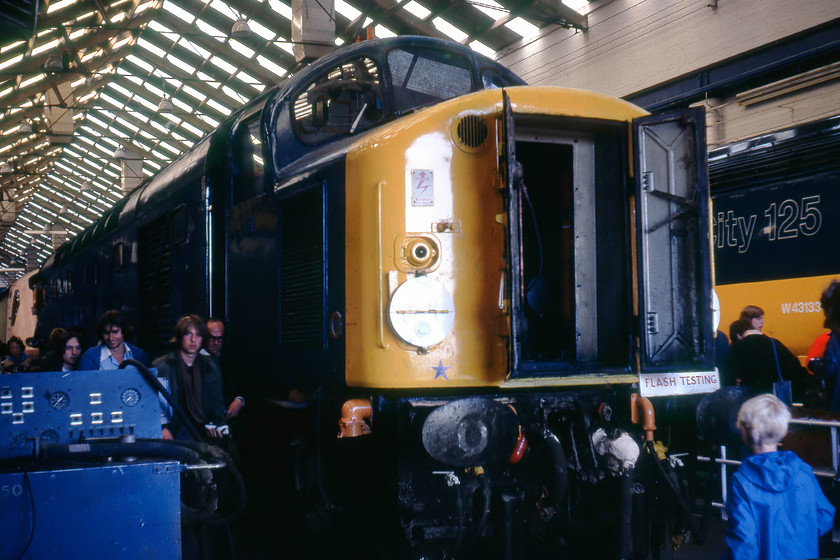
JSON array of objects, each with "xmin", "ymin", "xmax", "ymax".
[{"xmin": 0, "ymin": 367, "xmax": 164, "ymax": 459}]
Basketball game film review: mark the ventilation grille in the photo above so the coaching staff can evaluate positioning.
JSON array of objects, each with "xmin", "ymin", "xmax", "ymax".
[
  {"xmin": 455, "ymin": 115, "xmax": 488, "ymax": 150},
  {"xmin": 280, "ymin": 188, "xmax": 325, "ymax": 345},
  {"xmin": 138, "ymin": 214, "xmax": 173, "ymax": 355}
]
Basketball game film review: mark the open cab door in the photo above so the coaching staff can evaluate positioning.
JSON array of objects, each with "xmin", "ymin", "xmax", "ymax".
[
  {"xmin": 634, "ymin": 108, "xmax": 717, "ymax": 396},
  {"xmin": 502, "ymin": 90, "xmax": 523, "ymax": 376}
]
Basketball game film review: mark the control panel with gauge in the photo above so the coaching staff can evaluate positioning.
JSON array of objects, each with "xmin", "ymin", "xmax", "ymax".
[{"xmin": 0, "ymin": 366, "xmax": 163, "ymax": 459}]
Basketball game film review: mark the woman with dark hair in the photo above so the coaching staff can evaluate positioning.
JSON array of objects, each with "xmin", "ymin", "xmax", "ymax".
[
  {"xmin": 78, "ymin": 309, "xmax": 149, "ymax": 370},
  {"xmin": 739, "ymin": 305, "xmax": 765, "ymax": 332},
  {"xmin": 153, "ymin": 315, "xmax": 226, "ymax": 441},
  {"xmin": 41, "ymin": 328, "xmax": 83, "ymax": 372},
  {"xmin": 2, "ymin": 336, "xmax": 35, "ymax": 372}
]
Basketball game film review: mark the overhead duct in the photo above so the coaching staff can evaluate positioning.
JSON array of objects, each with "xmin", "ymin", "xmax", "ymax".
[
  {"xmin": 44, "ymin": 82, "xmax": 75, "ymax": 145},
  {"xmin": 292, "ymin": 0, "xmax": 335, "ymax": 63},
  {"xmin": 0, "ymin": 191, "xmax": 17, "ymax": 227},
  {"xmin": 118, "ymin": 147, "xmax": 143, "ymax": 195}
]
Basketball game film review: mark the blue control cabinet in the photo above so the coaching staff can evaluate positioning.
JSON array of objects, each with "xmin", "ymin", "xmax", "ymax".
[
  {"xmin": 0, "ymin": 367, "xmax": 163, "ymax": 459},
  {"xmin": 0, "ymin": 461, "xmax": 181, "ymax": 559}
]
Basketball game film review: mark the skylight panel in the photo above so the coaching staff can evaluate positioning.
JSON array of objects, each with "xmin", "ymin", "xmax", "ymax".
[
  {"xmin": 47, "ymin": 0, "xmax": 76, "ymax": 14},
  {"xmin": 106, "ymin": 81, "xmax": 134, "ymax": 99},
  {"xmin": 275, "ymin": 41, "xmax": 294, "ymax": 56},
  {"xmin": 168, "ymin": 53, "xmax": 196, "ymax": 74},
  {"xmin": 204, "ymin": 97, "xmax": 232, "ymax": 116},
  {"xmin": 563, "ymin": 0, "xmax": 589, "ymax": 11},
  {"xmin": 375, "ymin": 25, "xmax": 396, "ymax": 38},
  {"xmin": 100, "ymin": 136, "xmax": 121, "ymax": 149},
  {"xmin": 1, "ymin": 41, "xmax": 25, "ymax": 54},
  {"xmin": 162, "ymin": 1, "xmax": 195, "ymax": 23},
  {"xmin": 470, "ymin": 0, "xmax": 504, "ymax": 20},
  {"xmin": 142, "ymin": 81, "xmax": 165, "ymax": 98},
  {"xmin": 148, "ymin": 20, "xmax": 175, "ymax": 36},
  {"xmin": 135, "ymin": 0, "xmax": 157, "ymax": 15},
  {"xmin": 432, "ymin": 18, "xmax": 468, "ymax": 42},
  {"xmin": 404, "ymin": 1, "xmax": 431, "ymax": 19},
  {"xmin": 150, "ymin": 121, "xmax": 170, "ymax": 135},
  {"xmin": 181, "ymin": 84, "xmax": 207, "ymax": 102},
  {"xmin": 54, "ymin": 161, "xmax": 74, "ymax": 174},
  {"xmin": 256, "ymin": 55, "xmax": 287, "ymax": 79},
  {"xmin": 470, "ymin": 41, "xmax": 496, "ymax": 58},
  {"xmin": 222, "ymin": 85, "xmax": 248, "ymax": 103},
  {"xmin": 198, "ymin": 114, "xmax": 220, "ymax": 128},
  {"xmin": 74, "ymin": 133, "xmax": 96, "ymax": 146},
  {"xmin": 171, "ymin": 97, "xmax": 191, "ymax": 113},
  {"xmin": 69, "ymin": 28, "xmax": 89, "ymax": 41},
  {"xmin": 335, "ymin": 0, "xmax": 361, "ymax": 20},
  {"xmin": 138, "ymin": 38, "xmax": 167, "ymax": 59},
  {"xmin": 178, "ymin": 38, "xmax": 211, "ymax": 59},
  {"xmin": 179, "ymin": 121, "xmax": 204, "ymax": 138},
  {"xmin": 112, "ymin": 32, "xmax": 134, "ymax": 50},
  {"xmin": 0, "ymin": 54, "xmax": 24, "ymax": 71},
  {"xmin": 209, "ymin": 55, "xmax": 237, "ymax": 75},
  {"xmin": 115, "ymin": 117, "xmax": 140, "ymax": 133},
  {"xmin": 236, "ymin": 70, "xmax": 263, "ymax": 90},
  {"xmin": 505, "ymin": 17, "xmax": 539, "ymax": 38},
  {"xmin": 32, "ymin": 39, "xmax": 61, "ymax": 58},
  {"xmin": 196, "ymin": 71, "xmax": 221, "ymax": 87},
  {"xmin": 158, "ymin": 141, "xmax": 181, "ymax": 155},
  {"xmin": 268, "ymin": 0, "xmax": 292, "ymax": 20},
  {"xmin": 99, "ymin": 92, "xmax": 126, "ymax": 110},
  {"xmin": 130, "ymin": 93, "xmax": 158, "ymax": 113},
  {"xmin": 196, "ymin": 19, "xmax": 226, "ymax": 42},
  {"xmin": 126, "ymin": 54, "xmax": 155, "ymax": 73},
  {"xmin": 249, "ymin": 20, "xmax": 277, "ymax": 41},
  {"xmin": 20, "ymin": 74, "xmax": 46, "ymax": 89},
  {"xmin": 209, "ymin": 0, "xmax": 237, "ymax": 19},
  {"xmin": 229, "ymin": 39, "xmax": 255, "ymax": 59}
]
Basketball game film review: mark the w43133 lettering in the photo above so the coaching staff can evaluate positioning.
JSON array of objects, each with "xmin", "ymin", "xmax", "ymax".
[{"xmin": 714, "ymin": 196, "xmax": 822, "ymax": 253}]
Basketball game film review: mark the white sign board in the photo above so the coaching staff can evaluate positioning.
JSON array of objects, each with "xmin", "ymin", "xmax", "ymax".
[{"xmin": 638, "ymin": 370, "xmax": 720, "ymax": 397}]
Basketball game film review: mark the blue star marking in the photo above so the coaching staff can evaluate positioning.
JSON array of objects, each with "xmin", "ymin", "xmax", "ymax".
[{"xmin": 432, "ymin": 360, "xmax": 450, "ymax": 380}]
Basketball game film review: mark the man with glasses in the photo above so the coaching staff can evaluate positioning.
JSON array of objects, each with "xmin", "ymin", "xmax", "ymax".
[{"xmin": 205, "ymin": 318, "xmax": 245, "ymax": 420}]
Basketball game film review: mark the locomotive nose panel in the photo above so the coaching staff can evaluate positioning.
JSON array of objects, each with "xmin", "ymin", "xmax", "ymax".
[{"xmin": 421, "ymin": 397, "xmax": 518, "ymax": 467}]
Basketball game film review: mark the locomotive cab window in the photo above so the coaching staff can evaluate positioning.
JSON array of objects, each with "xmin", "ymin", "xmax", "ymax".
[
  {"xmin": 386, "ymin": 47, "xmax": 472, "ymax": 114},
  {"xmin": 292, "ymin": 57, "xmax": 383, "ymax": 145},
  {"xmin": 508, "ymin": 119, "xmax": 632, "ymax": 375}
]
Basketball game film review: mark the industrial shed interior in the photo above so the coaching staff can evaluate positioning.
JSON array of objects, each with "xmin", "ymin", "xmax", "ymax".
[
  {"xmin": 0, "ymin": 0, "xmax": 833, "ymax": 288},
  {"xmin": 1, "ymin": 0, "xmax": 839, "ymax": 559}
]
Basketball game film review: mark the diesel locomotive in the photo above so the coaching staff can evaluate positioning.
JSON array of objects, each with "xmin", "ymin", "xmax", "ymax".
[
  {"xmin": 711, "ymin": 115, "xmax": 840, "ymax": 359},
  {"xmin": 25, "ymin": 36, "xmax": 715, "ymax": 558}
]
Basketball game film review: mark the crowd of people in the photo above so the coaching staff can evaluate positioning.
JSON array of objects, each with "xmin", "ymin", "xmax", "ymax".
[
  {"xmin": 0, "ymin": 309, "xmax": 243, "ymax": 445},
  {"xmin": 717, "ymin": 281, "xmax": 840, "ymax": 559},
  {"xmin": 719, "ymin": 304, "xmax": 827, "ymax": 409}
]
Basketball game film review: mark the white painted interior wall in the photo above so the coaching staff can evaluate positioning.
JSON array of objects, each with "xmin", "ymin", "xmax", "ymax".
[{"xmin": 498, "ymin": 0, "xmax": 840, "ymax": 145}]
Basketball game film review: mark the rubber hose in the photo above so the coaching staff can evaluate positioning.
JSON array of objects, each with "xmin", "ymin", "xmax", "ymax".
[{"xmin": 645, "ymin": 441, "xmax": 702, "ymax": 540}]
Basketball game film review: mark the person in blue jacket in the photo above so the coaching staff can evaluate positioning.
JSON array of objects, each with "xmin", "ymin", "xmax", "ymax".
[
  {"xmin": 78, "ymin": 309, "xmax": 150, "ymax": 370},
  {"xmin": 725, "ymin": 393, "xmax": 835, "ymax": 559}
]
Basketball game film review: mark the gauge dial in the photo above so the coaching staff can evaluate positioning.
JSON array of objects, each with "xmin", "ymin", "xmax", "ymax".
[
  {"xmin": 121, "ymin": 387, "xmax": 141, "ymax": 407},
  {"xmin": 48, "ymin": 391, "xmax": 69, "ymax": 410}
]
